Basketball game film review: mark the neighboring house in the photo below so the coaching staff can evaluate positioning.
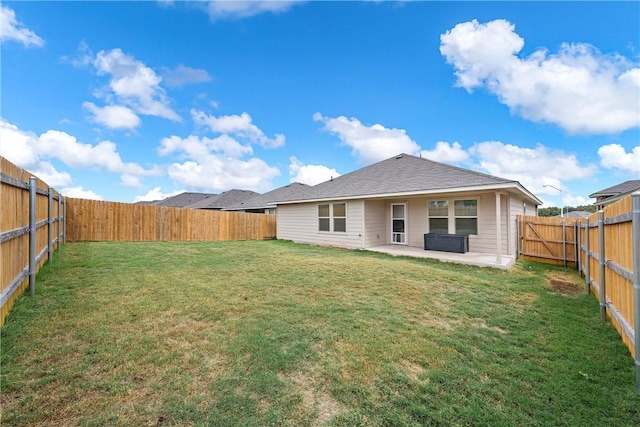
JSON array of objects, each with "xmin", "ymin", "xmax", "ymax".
[
  {"xmin": 224, "ymin": 182, "xmax": 310, "ymax": 214},
  {"xmin": 589, "ymin": 180, "xmax": 640, "ymax": 210},
  {"xmin": 143, "ymin": 192, "xmax": 215, "ymax": 208},
  {"xmin": 272, "ymin": 153, "xmax": 541, "ymax": 264},
  {"xmin": 185, "ymin": 189, "xmax": 259, "ymax": 210}
]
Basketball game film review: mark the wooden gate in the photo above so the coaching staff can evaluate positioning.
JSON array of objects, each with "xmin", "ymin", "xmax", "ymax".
[{"xmin": 517, "ymin": 216, "xmax": 580, "ymax": 267}]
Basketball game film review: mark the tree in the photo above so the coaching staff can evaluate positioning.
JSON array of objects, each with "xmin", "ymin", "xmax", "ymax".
[{"xmin": 538, "ymin": 207, "xmax": 561, "ymax": 217}]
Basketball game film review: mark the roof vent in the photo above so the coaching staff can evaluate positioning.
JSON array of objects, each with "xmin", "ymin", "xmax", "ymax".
[{"xmin": 395, "ymin": 155, "xmax": 403, "ymax": 159}]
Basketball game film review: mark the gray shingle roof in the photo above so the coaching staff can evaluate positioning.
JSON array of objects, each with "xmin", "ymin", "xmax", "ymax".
[
  {"xmin": 274, "ymin": 153, "xmax": 529, "ymax": 203},
  {"xmin": 152, "ymin": 192, "xmax": 215, "ymax": 207},
  {"xmin": 589, "ymin": 180, "xmax": 640, "ymax": 198},
  {"xmin": 185, "ymin": 189, "xmax": 260, "ymax": 209},
  {"xmin": 224, "ymin": 182, "xmax": 310, "ymax": 211}
]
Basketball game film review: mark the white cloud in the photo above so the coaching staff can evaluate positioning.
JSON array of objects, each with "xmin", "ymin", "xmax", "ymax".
[
  {"xmin": 288, "ymin": 156, "xmax": 341, "ymax": 186},
  {"xmin": 0, "ymin": 5, "xmax": 44, "ymax": 47},
  {"xmin": 313, "ymin": 112, "xmax": 420, "ymax": 164},
  {"xmin": 440, "ymin": 19, "xmax": 640, "ymax": 134},
  {"xmin": 166, "ymin": 158, "xmax": 279, "ymax": 192},
  {"xmin": 162, "ymin": 65, "xmax": 212, "ymax": 87},
  {"xmin": 420, "ymin": 141, "xmax": 469, "ymax": 164},
  {"xmin": 31, "ymin": 161, "xmax": 74, "ymax": 187},
  {"xmin": 203, "ymin": 0, "xmax": 304, "ymax": 21},
  {"xmin": 0, "ymin": 119, "xmax": 160, "ymax": 189},
  {"xmin": 191, "ymin": 109, "xmax": 285, "ymax": 148},
  {"xmin": 597, "ymin": 144, "xmax": 640, "ymax": 175},
  {"xmin": 61, "ymin": 186, "xmax": 103, "ymax": 200},
  {"xmin": 92, "ymin": 48, "xmax": 181, "ymax": 121},
  {"xmin": 134, "ymin": 186, "xmax": 184, "ymax": 203},
  {"xmin": 158, "ymin": 133, "xmax": 280, "ymax": 192},
  {"xmin": 83, "ymin": 102, "xmax": 141, "ymax": 130},
  {"xmin": 468, "ymin": 141, "xmax": 597, "ymax": 196},
  {"xmin": 159, "ymin": 134, "xmax": 253, "ymax": 158}
]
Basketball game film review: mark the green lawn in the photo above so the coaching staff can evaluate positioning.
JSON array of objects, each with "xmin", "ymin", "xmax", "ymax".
[{"xmin": 1, "ymin": 241, "xmax": 639, "ymax": 426}]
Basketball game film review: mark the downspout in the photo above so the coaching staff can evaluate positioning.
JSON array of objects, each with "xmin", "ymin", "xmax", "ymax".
[{"xmin": 631, "ymin": 191, "xmax": 640, "ymax": 394}]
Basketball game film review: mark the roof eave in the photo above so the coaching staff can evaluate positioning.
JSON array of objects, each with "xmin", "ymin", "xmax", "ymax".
[{"xmin": 273, "ymin": 182, "xmax": 542, "ymax": 205}]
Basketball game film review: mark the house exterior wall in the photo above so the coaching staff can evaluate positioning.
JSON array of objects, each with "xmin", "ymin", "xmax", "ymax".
[
  {"xmin": 363, "ymin": 200, "xmax": 386, "ymax": 247},
  {"xmin": 276, "ymin": 200, "xmax": 364, "ymax": 249},
  {"xmin": 278, "ymin": 191, "xmax": 533, "ymax": 256}
]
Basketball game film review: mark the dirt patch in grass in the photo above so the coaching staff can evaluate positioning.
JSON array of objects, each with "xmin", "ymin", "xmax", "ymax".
[
  {"xmin": 401, "ymin": 359, "xmax": 427, "ymax": 383},
  {"xmin": 546, "ymin": 271, "xmax": 583, "ymax": 296},
  {"xmin": 280, "ymin": 369, "xmax": 345, "ymax": 425}
]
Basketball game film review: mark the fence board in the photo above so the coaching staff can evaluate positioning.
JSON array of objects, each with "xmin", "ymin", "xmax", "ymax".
[
  {"xmin": 65, "ymin": 199, "xmax": 277, "ymax": 243},
  {"xmin": 1, "ymin": 156, "xmax": 66, "ymax": 325},
  {"xmin": 518, "ymin": 194, "xmax": 637, "ymax": 357}
]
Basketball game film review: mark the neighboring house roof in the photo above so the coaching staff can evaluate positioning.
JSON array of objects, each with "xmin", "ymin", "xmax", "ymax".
[
  {"xmin": 185, "ymin": 189, "xmax": 259, "ymax": 209},
  {"xmin": 589, "ymin": 179, "xmax": 640, "ymax": 201},
  {"xmin": 224, "ymin": 182, "xmax": 310, "ymax": 211},
  {"xmin": 273, "ymin": 153, "xmax": 541, "ymax": 205},
  {"xmin": 151, "ymin": 192, "xmax": 215, "ymax": 207},
  {"xmin": 553, "ymin": 211, "xmax": 592, "ymax": 219}
]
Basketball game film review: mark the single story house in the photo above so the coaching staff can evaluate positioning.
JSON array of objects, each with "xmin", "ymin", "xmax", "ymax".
[
  {"xmin": 589, "ymin": 180, "xmax": 640, "ymax": 210},
  {"xmin": 138, "ymin": 192, "xmax": 215, "ymax": 207},
  {"xmin": 184, "ymin": 189, "xmax": 259, "ymax": 210},
  {"xmin": 272, "ymin": 154, "xmax": 541, "ymax": 266},
  {"xmin": 224, "ymin": 182, "xmax": 310, "ymax": 214}
]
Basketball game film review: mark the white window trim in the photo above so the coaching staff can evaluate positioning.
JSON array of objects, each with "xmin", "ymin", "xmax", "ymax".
[
  {"xmin": 318, "ymin": 202, "xmax": 347, "ymax": 233},
  {"xmin": 427, "ymin": 200, "xmax": 449, "ymax": 235},
  {"xmin": 427, "ymin": 197, "xmax": 480, "ymax": 236},
  {"xmin": 453, "ymin": 198, "xmax": 479, "ymax": 236}
]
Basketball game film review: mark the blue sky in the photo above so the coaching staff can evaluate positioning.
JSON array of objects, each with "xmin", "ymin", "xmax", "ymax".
[{"xmin": 2, "ymin": 1, "xmax": 639, "ymax": 208}]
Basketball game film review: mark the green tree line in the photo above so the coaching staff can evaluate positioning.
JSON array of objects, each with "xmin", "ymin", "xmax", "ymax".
[{"xmin": 537, "ymin": 205, "xmax": 597, "ymax": 217}]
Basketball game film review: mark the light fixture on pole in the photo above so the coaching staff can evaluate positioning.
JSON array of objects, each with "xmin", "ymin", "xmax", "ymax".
[{"xmin": 543, "ymin": 184, "xmax": 563, "ymax": 217}]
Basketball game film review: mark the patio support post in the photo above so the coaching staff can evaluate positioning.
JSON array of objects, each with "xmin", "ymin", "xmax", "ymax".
[
  {"xmin": 631, "ymin": 191, "xmax": 640, "ymax": 394},
  {"xmin": 495, "ymin": 191, "xmax": 502, "ymax": 264}
]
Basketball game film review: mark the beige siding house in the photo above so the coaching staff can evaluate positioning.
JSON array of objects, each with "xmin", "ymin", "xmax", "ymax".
[{"xmin": 273, "ymin": 154, "xmax": 541, "ymax": 266}]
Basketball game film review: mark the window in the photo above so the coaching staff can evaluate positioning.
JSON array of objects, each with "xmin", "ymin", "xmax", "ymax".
[
  {"xmin": 333, "ymin": 203, "xmax": 346, "ymax": 232},
  {"xmin": 454, "ymin": 199, "xmax": 477, "ymax": 235},
  {"xmin": 318, "ymin": 203, "xmax": 346, "ymax": 232},
  {"xmin": 428, "ymin": 200, "xmax": 449, "ymax": 234},
  {"xmin": 318, "ymin": 204, "xmax": 330, "ymax": 232}
]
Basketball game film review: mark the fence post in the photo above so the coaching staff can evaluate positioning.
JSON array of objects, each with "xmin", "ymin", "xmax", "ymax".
[
  {"xmin": 29, "ymin": 177, "xmax": 37, "ymax": 295},
  {"xmin": 516, "ymin": 217, "xmax": 520, "ymax": 259},
  {"xmin": 598, "ymin": 210, "xmax": 606, "ymax": 322},
  {"xmin": 63, "ymin": 198, "xmax": 67, "ymax": 243},
  {"xmin": 58, "ymin": 194, "xmax": 62, "ymax": 251},
  {"xmin": 585, "ymin": 218, "xmax": 590, "ymax": 294},
  {"xmin": 561, "ymin": 219, "xmax": 567, "ymax": 268},
  {"xmin": 631, "ymin": 191, "xmax": 640, "ymax": 394},
  {"xmin": 48, "ymin": 187, "xmax": 53, "ymax": 263},
  {"xmin": 574, "ymin": 222, "xmax": 579, "ymax": 272}
]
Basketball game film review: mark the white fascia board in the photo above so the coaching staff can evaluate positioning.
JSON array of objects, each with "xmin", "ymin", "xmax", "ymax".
[{"xmin": 273, "ymin": 182, "xmax": 542, "ymax": 206}]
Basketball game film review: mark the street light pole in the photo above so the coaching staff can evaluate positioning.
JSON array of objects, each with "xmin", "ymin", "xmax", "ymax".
[{"xmin": 544, "ymin": 184, "xmax": 563, "ymax": 217}]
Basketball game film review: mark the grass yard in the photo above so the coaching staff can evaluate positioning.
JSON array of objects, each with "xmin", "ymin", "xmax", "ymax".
[{"xmin": 1, "ymin": 241, "xmax": 639, "ymax": 426}]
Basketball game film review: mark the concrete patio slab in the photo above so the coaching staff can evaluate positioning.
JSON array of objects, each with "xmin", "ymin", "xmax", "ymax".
[{"xmin": 365, "ymin": 245, "xmax": 515, "ymax": 269}]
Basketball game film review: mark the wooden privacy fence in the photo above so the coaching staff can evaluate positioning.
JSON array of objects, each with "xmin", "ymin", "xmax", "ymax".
[
  {"xmin": 66, "ymin": 198, "xmax": 277, "ymax": 242},
  {"xmin": 518, "ymin": 193, "xmax": 640, "ymax": 393},
  {"xmin": 1, "ymin": 157, "xmax": 66, "ymax": 325}
]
